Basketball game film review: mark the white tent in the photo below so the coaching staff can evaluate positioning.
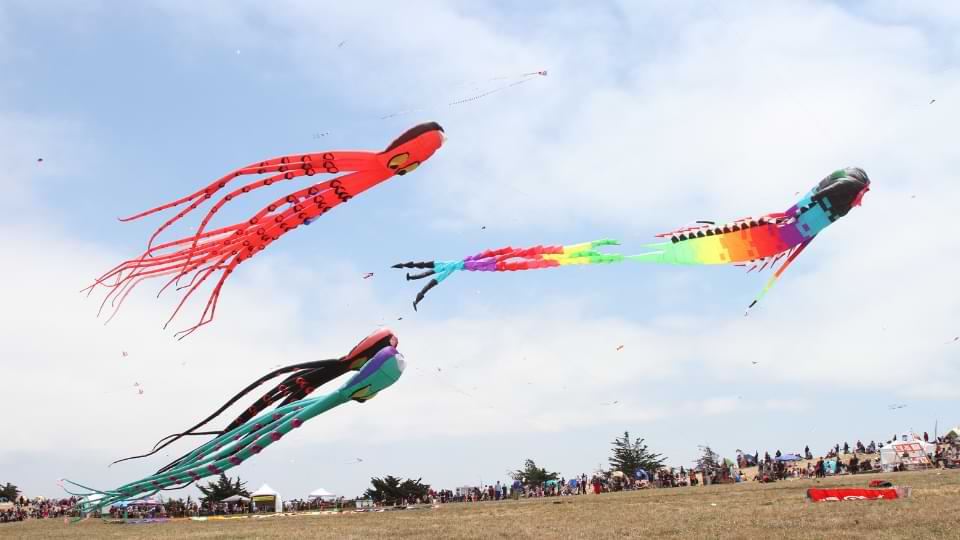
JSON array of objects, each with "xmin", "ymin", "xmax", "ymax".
[
  {"xmin": 879, "ymin": 435, "xmax": 936, "ymax": 471},
  {"xmin": 221, "ymin": 494, "xmax": 250, "ymax": 503},
  {"xmin": 81, "ymin": 493, "xmax": 104, "ymax": 515},
  {"xmin": 250, "ymin": 484, "xmax": 283, "ymax": 514},
  {"xmin": 308, "ymin": 488, "xmax": 336, "ymax": 500}
]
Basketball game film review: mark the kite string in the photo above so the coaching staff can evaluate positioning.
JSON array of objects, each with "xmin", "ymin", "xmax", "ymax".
[{"xmin": 380, "ymin": 70, "xmax": 547, "ymax": 120}]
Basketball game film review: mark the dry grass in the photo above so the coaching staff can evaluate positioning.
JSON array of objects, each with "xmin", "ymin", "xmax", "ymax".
[{"xmin": 3, "ymin": 469, "xmax": 958, "ymax": 539}]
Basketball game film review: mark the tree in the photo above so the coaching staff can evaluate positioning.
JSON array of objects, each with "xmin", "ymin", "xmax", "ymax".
[
  {"xmin": 0, "ymin": 482, "xmax": 19, "ymax": 502},
  {"xmin": 364, "ymin": 476, "xmax": 430, "ymax": 505},
  {"xmin": 399, "ymin": 478, "xmax": 430, "ymax": 502},
  {"xmin": 608, "ymin": 431, "xmax": 667, "ymax": 477},
  {"xmin": 197, "ymin": 473, "xmax": 250, "ymax": 503},
  {"xmin": 510, "ymin": 459, "xmax": 559, "ymax": 487},
  {"xmin": 694, "ymin": 445, "xmax": 722, "ymax": 473}
]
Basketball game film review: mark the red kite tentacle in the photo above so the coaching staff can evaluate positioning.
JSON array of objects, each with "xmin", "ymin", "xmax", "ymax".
[{"xmin": 118, "ymin": 151, "xmax": 378, "ymax": 223}]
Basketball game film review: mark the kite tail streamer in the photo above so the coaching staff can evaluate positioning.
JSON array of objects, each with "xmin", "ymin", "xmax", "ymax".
[{"xmin": 745, "ymin": 239, "xmax": 813, "ymax": 314}]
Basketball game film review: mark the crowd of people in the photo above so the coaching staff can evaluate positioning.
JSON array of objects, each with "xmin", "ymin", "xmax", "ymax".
[
  {"xmin": 0, "ymin": 497, "xmax": 77, "ymax": 523},
  {"xmin": 4, "ymin": 430, "xmax": 958, "ymax": 524}
]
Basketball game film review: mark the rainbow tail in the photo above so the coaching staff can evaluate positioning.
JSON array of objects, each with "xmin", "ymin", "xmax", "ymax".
[{"xmin": 745, "ymin": 238, "xmax": 814, "ymax": 314}]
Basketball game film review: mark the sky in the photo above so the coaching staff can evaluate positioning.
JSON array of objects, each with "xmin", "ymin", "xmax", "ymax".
[{"xmin": 1, "ymin": 0, "xmax": 958, "ymax": 501}]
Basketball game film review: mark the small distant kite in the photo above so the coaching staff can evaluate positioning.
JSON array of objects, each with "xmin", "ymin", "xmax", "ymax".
[
  {"xmin": 616, "ymin": 345, "xmax": 624, "ymax": 351},
  {"xmin": 85, "ymin": 123, "xmax": 444, "ymax": 338},
  {"xmin": 63, "ymin": 334, "xmax": 406, "ymax": 517},
  {"xmin": 121, "ymin": 351, "xmax": 129, "ymax": 357},
  {"xmin": 888, "ymin": 404, "xmax": 907, "ymax": 410},
  {"xmin": 394, "ymin": 168, "xmax": 870, "ymax": 312},
  {"xmin": 36, "ymin": 158, "xmax": 43, "ymax": 163},
  {"xmin": 362, "ymin": 272, "xmax": 374, "ymax": 279},
  {"xmin": 930, "ymin": 99, "xmax": 936, "ymax": 104}
]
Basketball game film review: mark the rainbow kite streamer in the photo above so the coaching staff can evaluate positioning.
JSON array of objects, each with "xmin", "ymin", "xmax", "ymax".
[{"xmin": 395, "ymin": 167, "xmax": 870, "ymax": 311}]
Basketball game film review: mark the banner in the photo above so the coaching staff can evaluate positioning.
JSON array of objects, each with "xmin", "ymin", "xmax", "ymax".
[
  {"xmin": 891, "ymin": 442, "xmax": 932, "ymax": 467},
  {"xmin": 806, "ymin": 488, "xmax": 903, "ymax": 502}
]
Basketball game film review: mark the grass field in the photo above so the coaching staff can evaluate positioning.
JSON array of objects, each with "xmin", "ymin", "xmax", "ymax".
[{"xmin": 3, "ymin": 469, "xmax": 958, "ymax": 539}]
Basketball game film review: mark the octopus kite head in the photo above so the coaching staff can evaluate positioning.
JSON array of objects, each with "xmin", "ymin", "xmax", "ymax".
[
  {"xmin": 379, "ymin": 122, "xmax": 445, "ymax": 176},
  {"xmin": 814, "ymin": 167, "xmax": 870, "ymax": 218},
  {"xmin": 342, "ymin": 328, "xmax": 398, "ymax": 370},
  {"xmin": 343, "ymin": 346, "xmax": 406, "ymax": 402}
]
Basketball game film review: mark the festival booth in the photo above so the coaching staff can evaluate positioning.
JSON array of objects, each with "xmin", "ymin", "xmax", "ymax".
[
  {"xmin": 308, "ymin": 488, "xmax": 337, "ymax": 510},
  {"xmin": 221, "ymin": 494, "xmax": 251, "ymax": 512},
  {"xmin": 309, "ymin": 488, "xmax": 335, "ymax": 500},
  {"xmin": 250, "ymin": 484, "xmax": 283, "ymax": 514},
  {"xmin": 879, "ymin": 435, "xmax": 935, "ymax": 471},
  {"xmin": 109, "ymin": 498, "xmax": 166, "ymax": 521},
  {"xmin": 81, "ymin": 494, "xmax": 105, "ymax": 516}
]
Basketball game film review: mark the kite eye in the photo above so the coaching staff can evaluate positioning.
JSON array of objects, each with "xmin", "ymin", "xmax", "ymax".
[
  {"xmin": 387, "ymin": 153, "xmax": 410, "ymax": 170},
  {"xmin": 396, "ymin": 162, "xmax": 420, "ymax": 176}
]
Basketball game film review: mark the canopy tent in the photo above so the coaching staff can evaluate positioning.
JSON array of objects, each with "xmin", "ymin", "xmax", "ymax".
[
  {"xmin": 946, "ymin": 427, "xmax": 960, "ymax": 440},
  {"xmin": 308, "ymin": 488, "xmax": 335, "ymax": 500},
  {"xmin": 80, "ymin": 493, "xmax": 104, "ymax": 515},
  {"xmin": 221, "ymin": 494, "xmax": 250, "ymax": 503},
  {"xmin": 250, "ymin": 484, "xmax": 283, "ymax": 514},
  {"xmin": 110, "ymin": 498, "xmax": 163, "ymax": 508},
  {"xmin": 879, "ymin": 437, "xmax": 935, "ymax": 471}
]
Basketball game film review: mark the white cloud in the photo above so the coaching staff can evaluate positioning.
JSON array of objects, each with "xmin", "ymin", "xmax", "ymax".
[
  {"xmin": 699, "ymin": 397, "xmax": 741, "ymax": 416},
  {"xmin": 763, "ymin": 399, "xmax": 807, "ymax": 413}
]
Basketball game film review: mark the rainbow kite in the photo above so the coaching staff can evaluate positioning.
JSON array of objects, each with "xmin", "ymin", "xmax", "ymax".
[{"xmin": 395, "ymin": 167, "xmax": 870, "ymax": 311}]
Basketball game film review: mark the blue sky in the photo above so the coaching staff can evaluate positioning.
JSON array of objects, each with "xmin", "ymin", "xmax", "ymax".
[{"xmin": 1, "ymin": 0, "xmax": 958, "ymax": 500}]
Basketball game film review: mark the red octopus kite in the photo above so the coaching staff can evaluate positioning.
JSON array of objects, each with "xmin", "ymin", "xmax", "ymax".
[{"xmin": 86, "ymin": 122, "xmax": 445, "ymax": 338}]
